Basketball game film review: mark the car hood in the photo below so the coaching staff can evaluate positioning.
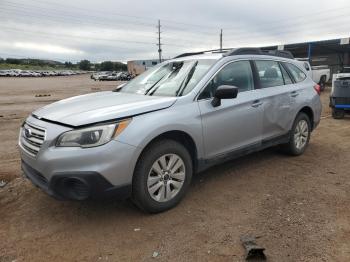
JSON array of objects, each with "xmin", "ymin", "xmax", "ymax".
[{"xmin": 33, "ymin": 91, "xmax": 177, "ymax": 127}]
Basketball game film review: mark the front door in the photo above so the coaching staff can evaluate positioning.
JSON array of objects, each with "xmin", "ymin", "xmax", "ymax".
[{"xmin": 197, "ymin": 60, "xmax": 263, "ymax": 159}]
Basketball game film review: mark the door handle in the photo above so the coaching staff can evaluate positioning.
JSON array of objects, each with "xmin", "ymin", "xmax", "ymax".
[
  {"xmin": 290, "ymin": 91, "xmax": 299, "ymax": 97},
  {"xmin": 251, "ymin": 100, "xmax": 263, "ymax": 108}
]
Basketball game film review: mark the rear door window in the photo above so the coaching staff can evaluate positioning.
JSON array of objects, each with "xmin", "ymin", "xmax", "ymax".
[
  {"xmin": 284, "ymin": 63, "xmax": 307, "ymax": 83},
  {"xmin": 255, "ymin": 60, "xmax": 284, "ymax": 88}
]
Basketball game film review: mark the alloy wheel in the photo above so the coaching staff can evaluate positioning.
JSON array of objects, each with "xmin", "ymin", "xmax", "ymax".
[
  {"xmin": 294, "ymin": 119, "xmax": 309, "ymax": 150},
  {"xmin": 147, "ymin": 154, "xmax": 186, "ymax": 202}
]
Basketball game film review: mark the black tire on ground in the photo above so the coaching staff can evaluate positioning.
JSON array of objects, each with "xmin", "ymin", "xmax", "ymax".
[
  {"xmin": 281, "ymin": 112, "xmax": 311, "ymax": 156},
  {"xmin": 319, "ymin": 76, "xmax": 327, "ymax": 91},
  {"xmin": 132, "ymin": 139, "xmax": 193, "ymax": 213},
  {"xmin": 332, "ymin": 108, "xmax": 345, "ymax": 119}
]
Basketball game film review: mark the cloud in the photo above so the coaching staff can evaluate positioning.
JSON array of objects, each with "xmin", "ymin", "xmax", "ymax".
[
  {"xmin": 0, "ymin": 0, "xmax": 350, "ymax": 62},
  {"xmin": 13, "ymin": 42, "xmax": 84, "ymax": 55}
]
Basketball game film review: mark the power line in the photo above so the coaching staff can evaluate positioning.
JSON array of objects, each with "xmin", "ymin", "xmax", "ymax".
[
  {"xmin": 5, "ymin": 0, "xmax": 349, "ymax": 42},
  {"xmin": 3, "ymin": 0, "xmax": 350, "ymax": 37},
  {"xmin": 3, "ymin": 0, "xmax": 221, "ymax": 31}
]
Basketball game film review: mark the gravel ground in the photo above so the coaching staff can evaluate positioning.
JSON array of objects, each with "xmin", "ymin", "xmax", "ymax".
[{"xmin": 0, "ymin": 75, "xmax": 349, "ymax": 262}]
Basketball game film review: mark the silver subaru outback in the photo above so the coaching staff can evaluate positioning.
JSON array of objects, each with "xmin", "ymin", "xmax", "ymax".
[{"xmin": 19, "ymin": 48, "xmax": 322, "ymax": 213}]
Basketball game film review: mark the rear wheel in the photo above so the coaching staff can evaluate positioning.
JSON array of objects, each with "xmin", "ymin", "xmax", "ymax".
[
  {"xmin": 132, "ymin": 139, "xmax": 193, "ymax": 213},
  {"xmin": 281, "ymin": 113, "xmax": 311, "ymax": 156},
  {"xmin": 332, "ymin": 108, "xmax": 345, "ymax": 119}
]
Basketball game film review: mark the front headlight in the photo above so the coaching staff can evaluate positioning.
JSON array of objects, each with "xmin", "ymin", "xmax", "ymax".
[{"xmin": 56, "ymin": 119, "xmax": 131, "ymax": 148}]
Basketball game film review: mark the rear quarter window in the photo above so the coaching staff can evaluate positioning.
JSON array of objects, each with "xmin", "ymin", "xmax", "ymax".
[{"xmin": 284, "ymin": 63, "xmax": 307, "ymax": 83}]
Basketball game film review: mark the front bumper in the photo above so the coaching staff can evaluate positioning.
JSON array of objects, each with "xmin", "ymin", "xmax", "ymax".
[
  {"xmin": 19, "ymin": 116, "xmax": 142, "ymax": 200},
  {"xmin": 22, "ymin": 161, "xmax": 131, "ymax": 200}
]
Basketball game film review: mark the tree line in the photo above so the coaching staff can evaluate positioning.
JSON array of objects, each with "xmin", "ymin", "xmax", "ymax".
[
  {"xmin": 78, "ymin": 60, "xmax": 127, "ymax": 71},
  {"xmin": 0, "ymin": 58, "xmax": 127, "ymax": 71}
]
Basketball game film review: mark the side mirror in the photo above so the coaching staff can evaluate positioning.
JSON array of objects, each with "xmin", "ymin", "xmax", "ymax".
[{"xmin": 211, "ymin": 85, "xmax": 238, "ymax": 107}]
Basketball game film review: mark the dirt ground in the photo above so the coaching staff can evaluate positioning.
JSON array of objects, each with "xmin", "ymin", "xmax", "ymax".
[{"xmin": 0, "ymin": 75, "xmax": 349, "ymax": 262}]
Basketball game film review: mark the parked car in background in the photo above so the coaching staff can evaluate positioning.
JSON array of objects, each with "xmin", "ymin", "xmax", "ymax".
[
  {"xmin": 119, "ymin": 72, "xmax": 132, "ymax": 81},
  {"xmin": 0, "ymin": 70, "xmax": 10, "ymax": 76},
  {"xmin": 18, "ymin": 70, "xmax": 34, "ymax": 77},
  {"xmin": 90, "ymin": 71, "xmax": 132, "ymax": 81},
  {"xmin": 296, "ymin": 59, "xmax": 330, "ymax": 91},
  {"xmin": 30, "ymin": 71, "xmax": 42, "ymax": 77},
  {"xmin": 98, "ymin": 71, "xmax": 113, "ymax": 81},
  {"xmin": 0, "ymin": 69, "xmax": 85, "ymax": 77},
  {"xmin": 19, "ymin": 48, "xmax": 321, "ymax": 213}
]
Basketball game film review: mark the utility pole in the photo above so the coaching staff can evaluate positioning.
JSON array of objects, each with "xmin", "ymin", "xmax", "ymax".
[
  {"xmin": 157, "ymin": 20, "xmax": 162, "ymax": 63},
  {"xmin": 220, "ymin": 29, "xmax": 223, "ymax": 52}
]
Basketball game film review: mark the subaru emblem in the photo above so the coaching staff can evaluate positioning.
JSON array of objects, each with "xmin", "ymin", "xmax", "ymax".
[{"xmin": 24, "ymin": 128, "xmax": 32, "ymax": 138}]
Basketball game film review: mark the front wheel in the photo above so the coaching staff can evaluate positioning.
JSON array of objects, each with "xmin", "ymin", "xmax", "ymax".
[
  {"xmin": 281, "ymin": 113, "xmax": 311, "ymax": 156},
  {"xmin": 132, "ymin": 139, "xmax": 193, "ymax": 213}
]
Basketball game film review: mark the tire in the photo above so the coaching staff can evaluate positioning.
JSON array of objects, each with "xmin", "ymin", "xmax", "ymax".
[
  {"xmin": 332, "ymin": 108, "xmax": 345, "ymax": 119},
  {"xmin": 132, "ymin": 139, "xmax": 193, "ymax": 213},
  {"xmin": 319, "ymin": 76, "xmax": 326, "ymax": 91},
  {"xmin": 281, "ymin": 113, "xmax": 311, "ymax": 156}
]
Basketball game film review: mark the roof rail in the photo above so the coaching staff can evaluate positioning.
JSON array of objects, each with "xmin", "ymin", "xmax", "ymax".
[
  {"xmin": 174, "ymin": 47, "xmax": 294, "ymax": 59},
  {"xmin": 224, "ymin": 48, "xmax": 262, "ymax": 56},
  {"xmin": 224, "ymin": 48, "xmax": 294, "ymax": 59},
  {"xmin": 173, "ymin": 48, "xmax": 232, "ymax": 59},
  {"xmin": 174, "ymin": 51, "xmax": 206, "ymax": 59},
  {"xmin": 262, "ymin": 50, "xmax": 294, "ymax": 59}
]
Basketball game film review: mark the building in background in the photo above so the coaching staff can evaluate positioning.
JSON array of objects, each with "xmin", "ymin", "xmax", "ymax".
[
  {"xmin": 127, "ymin": 59, "xmax": 160, "ymax": 76},
  {"xmin": 262, "ymin": 37, "xmax": 350, "ymax": 78}
]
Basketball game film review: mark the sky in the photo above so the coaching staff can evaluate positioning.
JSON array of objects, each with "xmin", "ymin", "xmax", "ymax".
[{"xmin": 1, "ymin": 0, "xmax": 350, "ymax": 63}]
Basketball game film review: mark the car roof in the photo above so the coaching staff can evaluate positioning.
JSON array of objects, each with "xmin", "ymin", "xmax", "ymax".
[
  {"xmin": 172, "ymin": 48, "xmax": 295, "ymax": 62},
  {"xmin": 171, "ymin": 53, "xmax": 223, "ymax": 62}
]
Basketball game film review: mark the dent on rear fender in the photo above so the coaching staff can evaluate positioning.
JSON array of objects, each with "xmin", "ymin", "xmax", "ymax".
[{"xmin": 265, "ymin": 97, "xmax": 292, "ymax": 131}]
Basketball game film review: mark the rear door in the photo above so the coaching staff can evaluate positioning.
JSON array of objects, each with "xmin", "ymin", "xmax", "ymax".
[
  {"xmin": 282, "ymin": 62, "xmax": 310, "ymax": 119},
  {"xmin": 197, "ymin": 60, "xmax": 263, "ymax": 159},
  {"xmin": 253, "ymin": 60, "xmax": 294, "ymax": 140}
]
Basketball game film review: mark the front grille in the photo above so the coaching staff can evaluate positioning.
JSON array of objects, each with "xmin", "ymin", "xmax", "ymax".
[{"xmin": 20, "ymin": 122, "xmax": 46, "ymax": 157}]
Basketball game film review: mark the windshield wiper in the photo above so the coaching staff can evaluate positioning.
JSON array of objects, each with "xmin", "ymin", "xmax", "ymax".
[
  {"xmin": 148, "ymin": 69, "xmax": 178, "ymax": 96},
  {"xmin": 144, "ymin": 75, "xmax": 167, "ymax": 95},
  {"xmin": 176, "ymin": 61, "xmax": 198, "ymax": 97}
]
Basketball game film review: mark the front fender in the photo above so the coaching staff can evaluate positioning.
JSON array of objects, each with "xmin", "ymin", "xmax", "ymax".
[{"xmin": 115, "ymin": 101, "xmax": 205, "ymax": 159}]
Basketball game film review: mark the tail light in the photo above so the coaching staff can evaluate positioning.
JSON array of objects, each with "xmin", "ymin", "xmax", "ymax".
[{"xmin": 314, "ymin": 84, "xmax": 321, "ymax": 95}]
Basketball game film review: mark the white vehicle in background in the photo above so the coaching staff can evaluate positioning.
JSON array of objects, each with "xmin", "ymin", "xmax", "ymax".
[
  {"xmin": 30, "ymin": 71, "xmax": 41, "ymax": 77},
  {"xmin": 18, "ymin": 70, "xmax": 34, "ymax": 77},
  {"xmin": 0, "ymin": 69, "xmax": 19, "ymax": 77},
  {"xmin": 104, "ymin": 72, "xmax": 124, "ymax": 81},
  {"xmin": 95, "ymin": 71, "xmax": 111, "ymax": 81},
  {"xmin": 90, "ymin": 72, "xmax": 99, "ymax": 80},
  {"xmin": 296, "ymin": 59, "xmax": 330, "ymax": 91},
  {"xmin": 0, "ymin": 70, "xmax": 10, "ymax": 76}
]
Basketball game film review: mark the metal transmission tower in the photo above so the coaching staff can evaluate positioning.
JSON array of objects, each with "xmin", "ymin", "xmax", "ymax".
[
  {"xmin": 157, "ymin": 19, "xmax": 162, "ymax": 63},
  {"xmin": 220, "ymin": 29, "xmax": 223, "ymax": 52}
]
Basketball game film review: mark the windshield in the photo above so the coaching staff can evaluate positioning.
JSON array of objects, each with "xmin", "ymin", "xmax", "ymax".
[{"xmin": 119, "ymin": 59, "xmax": 216, "ymax": 97}]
